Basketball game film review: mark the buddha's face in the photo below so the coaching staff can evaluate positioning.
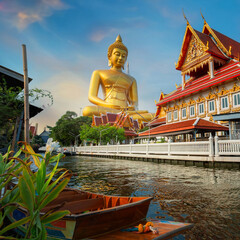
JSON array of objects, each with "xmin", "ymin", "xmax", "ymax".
[{"xmin": 109, "ymin": 48, "xmax": 127, "ymax": 69}]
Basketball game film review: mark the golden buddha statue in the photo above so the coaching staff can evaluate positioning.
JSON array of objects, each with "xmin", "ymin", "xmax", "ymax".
[{"xmin": 82, "ymin": 35, "xmax": 154, "ymax": 121}]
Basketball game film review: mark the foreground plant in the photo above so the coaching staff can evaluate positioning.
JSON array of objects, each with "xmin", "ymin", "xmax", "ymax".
[{"xmin": 0, "ymin": 143, "xmax": 71, "ymax": 239}]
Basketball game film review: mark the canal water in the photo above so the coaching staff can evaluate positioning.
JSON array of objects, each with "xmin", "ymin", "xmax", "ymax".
[{"xmin": 52, "ymin": 155, "xmax": 240, "ymax": 240}]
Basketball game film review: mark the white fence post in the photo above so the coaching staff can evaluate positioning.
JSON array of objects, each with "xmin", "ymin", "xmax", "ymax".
[
  {"xmin": 130, "ymin": 141, "xmax": 132, "ymax": 154},
  {"xmin": 215, "ymin": 135, "xmax": 219, "ymax": 157},
  {"xmin": 146, "ymin": 141, "xmax": 149, "ymax": 155},
  {"xmin": 168, "ymin": 138, "xmax": 171, "ymax": 156},
  {"xmin": 209, "ymin": 134, "xmax": 214, "ymax": 157},
  {"xmin": 117, "ymin": 142, "xmax": 119, "ymax": 154}
]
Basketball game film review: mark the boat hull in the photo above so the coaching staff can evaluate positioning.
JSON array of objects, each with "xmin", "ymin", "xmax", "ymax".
[{"xmin": 8, "ymin": 188, "xmax": 152, "ymax": 240}]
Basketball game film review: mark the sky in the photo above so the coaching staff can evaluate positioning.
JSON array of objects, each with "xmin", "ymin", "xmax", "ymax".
[{"xmin": 1, "ymin": 0, "xmax": 240, "ymax": 134}]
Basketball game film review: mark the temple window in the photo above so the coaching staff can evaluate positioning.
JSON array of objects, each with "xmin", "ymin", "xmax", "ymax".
[
  {"xmin": 182, "ymin": 108, "xmax": 186, "ymax": 119},
  {"xmin": 220, "ymin": 96, "xmax": 229, "ymax": 110},
  {"xmin": 198, "ymin": 102, "xmax": 204, "ymax": 115},
  {"xmin": 208, "ymin": 100, "xmax": 215, "ymax": 112},
  {"xmin": 173, "ymin": 110, "xmax": 178, "ymax": 120},
  {"xmin": 190, "ymin": 105, "xmax": 195, "ymax": 117},
  {"xmin": 233, "ymin": 92, "xmax": 240, "ymax": 107},
  {"xmin": 167, "ymin": 112, "xmax": 172, "ymax": 122}
]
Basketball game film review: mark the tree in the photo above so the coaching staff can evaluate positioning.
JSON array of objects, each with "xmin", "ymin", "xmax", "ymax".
[
  {"xmin": 0, "ymin": 79, "xmax": 53, "ymax": 151},
  {"xmin": 80, "ymin": 124, "xmax": 125, "ymax": 145},
  {"xmin": 50, "ymin": 111, "xmax": 92, "ymax": 146}
]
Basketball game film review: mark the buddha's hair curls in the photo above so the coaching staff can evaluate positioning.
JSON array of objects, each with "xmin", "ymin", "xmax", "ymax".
[{"xmin": 108, "ymin": 35, "xmax": 128, "ymax": 59}]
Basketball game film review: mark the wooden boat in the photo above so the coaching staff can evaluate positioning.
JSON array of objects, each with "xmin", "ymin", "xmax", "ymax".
[
  {"xmin": 8, "ymin": 188, "xmax": 153, "ymax": 239},
  {"xmin": 96, "ymin": 219, "xmax": 194, "ymax": 240}
]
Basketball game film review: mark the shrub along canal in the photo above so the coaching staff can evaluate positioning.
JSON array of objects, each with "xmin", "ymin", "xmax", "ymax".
[{"xmin": 48, "ymin": 155, "xmax": 240, "ymax": 239}]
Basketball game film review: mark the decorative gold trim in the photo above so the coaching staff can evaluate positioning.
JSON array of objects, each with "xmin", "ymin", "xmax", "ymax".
[
  {"xmin": 232, "ymin": 106, "xmax": 240, "ymax": 112},
  {"xmin": 173, "ymin": 104, "xmax": 179, "ymax": 110},
  {"xmin": 206, "ymin": 92, "xmax": 218, "ymax": 100},
  {"xmin": 202, "ymin": 22, "xmax": 230, "ymax": 56},
  {"xmin": 176, "ymin": 23, "xmax": 209, "ymax": 70},
  {"xmin": 196, "ymin": 96, "xmax": 205, "ymax": 103},
  {"xmin": 209, "ymin": 116, "xmax": 213, "ymax": 122},
  {"xmin": 220, "ymin": 109, "xmax": 231, "ymax": 114},
  {"xmin": 182, "ymin": 54, "xmax": 209, "ymax": 75},
  {"xmin": 166, "ymin": 106, "xmax": 174, "ymax": 111},
  {"xmin": 218, "ymin": 87, "xmax": 229, "ymax": 96},
  {"xmin": 230, "ymin": 83, "xmax": 240, "ymax": 93},
  {"xmin": 188, "ymin": 99, "xmax": 196, "ymax": 105},
  {"xmin": 180, "ymin": 101, "xmax": 187, "ymax": 108}
]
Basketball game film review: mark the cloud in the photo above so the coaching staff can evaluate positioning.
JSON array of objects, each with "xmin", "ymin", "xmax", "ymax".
[
  {"xmin": 90, "ymin": 27, "xmax": 118, "ymax": 42},
  {"xmin": 0, "ymin": 0, "xmax": 69, "ymax": 30},
  {"xmin": 31, "ymin": 71, "xmax": 90, "ymax": 133}
]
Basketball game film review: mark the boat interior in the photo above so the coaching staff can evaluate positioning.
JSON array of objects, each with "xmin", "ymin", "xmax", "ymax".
[{"xmin": 42, "ymin": 189, "xmax": 148, "ymax": 215}]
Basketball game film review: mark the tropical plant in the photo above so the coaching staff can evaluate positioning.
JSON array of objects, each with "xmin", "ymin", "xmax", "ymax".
[
  {"xmin": 0, "ymin": 78, "xmax": 53, "ymax": 150},
  {"xmin": 80, "ymin": 124, "xmax": 125, "ymax": 145},
  {"xmin": 0, "ymin": 142, "xmax": 71, "ymax": 239},
  {"xmin": 50, "ymin": 111, "xmax": 92, "ymax": 146}
]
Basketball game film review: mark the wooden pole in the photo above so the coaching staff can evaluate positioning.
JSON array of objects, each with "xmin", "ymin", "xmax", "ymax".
[{"xmin": 22, "ymin": 44, "xmax": 30, "ymax": 145}]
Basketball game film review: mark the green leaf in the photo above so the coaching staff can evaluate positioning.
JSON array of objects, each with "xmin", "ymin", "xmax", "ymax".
[
  {"xmin": 18, "ymin": 176, "xmax": 35, "ymax": 215},
  {"xmin": 39, "ymin": 178, "xmax": 69, "ymax": 210},
  {"xmin": 0, "ymin": 216, "xmax": 31, "ymax": 235},
  {"xmin": 39, "ymin": 170, "xmax": 69, "ymax": 202},
  {"xmin": 36, "ymin": 160, "xmax": 46, "ymax": 196},
  {"xmin": 41, "ymin": 210, "xmax": 70, "ymax": 224}
]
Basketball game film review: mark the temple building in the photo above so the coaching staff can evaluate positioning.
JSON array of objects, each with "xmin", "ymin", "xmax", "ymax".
[
  {"xmin": 92, "ymin": 112, "xmax": 139, "ymax": 141},
  {"xmin": 139, "ymin": 17, "xmax": 240, "ymax": 141}
]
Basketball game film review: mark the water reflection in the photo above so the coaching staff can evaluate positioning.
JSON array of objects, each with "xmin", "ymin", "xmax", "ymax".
[{"xmin": 52, "ymin": 156, "xmax": 240, "ymax": 239}]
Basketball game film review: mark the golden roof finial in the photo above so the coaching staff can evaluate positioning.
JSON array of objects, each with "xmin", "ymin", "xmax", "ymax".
[
  {"xmin": 182, "ymin": 9, "xmax": 189, "ymax": 25},
  {"xmin": 200, "ymin": 10, "xmax": 206, "ymax": 24},
  {"xmin": 229, "ymin": 46, "xmax": 232, "ymax": 55}
]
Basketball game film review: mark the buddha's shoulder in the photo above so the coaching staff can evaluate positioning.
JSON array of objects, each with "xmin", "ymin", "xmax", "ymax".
[{"xmin": 91, "ymin": 69, "xmax": 110, "ymax": 76}]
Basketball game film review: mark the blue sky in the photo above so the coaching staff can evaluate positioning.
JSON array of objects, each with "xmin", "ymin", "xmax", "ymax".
[{"xmin": 1, "ymin": 0, "xmax": 240, "ymax": 133}]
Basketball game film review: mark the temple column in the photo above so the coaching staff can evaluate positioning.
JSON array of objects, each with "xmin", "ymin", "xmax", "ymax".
[
  {"xmin": 208, "ymin": 57, "xmax": 214, "ymax": 79},
  {"xmin": 182, "ymin": 73, "xmax": 185, "ymax": 90}
]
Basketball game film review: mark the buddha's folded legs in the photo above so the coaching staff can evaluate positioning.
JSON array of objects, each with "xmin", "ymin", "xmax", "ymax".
[{"xmin": 82, "ymin": 105, "xmax": 121, "ymax": 116}]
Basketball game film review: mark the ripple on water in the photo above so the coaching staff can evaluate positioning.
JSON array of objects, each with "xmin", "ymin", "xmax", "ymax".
[{"xmin": 51, "ymin": 155, "xmax": 240, "ymax": 239}]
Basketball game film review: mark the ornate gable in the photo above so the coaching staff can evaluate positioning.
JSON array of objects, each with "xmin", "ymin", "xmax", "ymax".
[
  {"xmin": 183, "ymin": 36, "xmax": 205, "ymax": 66},
  {"xmin": 175, "ymin": 23, "xmax": 208, "ymax": 71}
]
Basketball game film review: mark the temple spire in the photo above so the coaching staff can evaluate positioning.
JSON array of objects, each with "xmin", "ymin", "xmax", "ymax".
[
  {"xmin": 200, "ymin": 10, "xmax": 206, "ymax": 24},
  {"xmin": 182, "ymin": 9, "xmax": 189, "ymax": 25},
  {"xmin": 127, "ymin": 62, "xmax": 129, "ymax": 74}
]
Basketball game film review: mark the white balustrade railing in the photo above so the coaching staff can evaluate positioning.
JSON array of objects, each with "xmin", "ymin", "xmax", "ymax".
[
  {"xmin": 76, "ymin": 140, "xmax": 212, "ymax": 156},
  {"xmin": 217, "ymin": 138, "xmax": 240, "ymax": 155},
  {"xmin": 169, "ymin": 141, "xmax": 210, "ymax": 155},
  {"xmin": 75, "ymin": 137, "xmax": 240, "ymax": 157}
]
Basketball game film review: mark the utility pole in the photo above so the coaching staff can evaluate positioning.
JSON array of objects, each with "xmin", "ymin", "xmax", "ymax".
[{"xmin": 22, "ymin": 44, "xmax": 30, "ymax": 145}]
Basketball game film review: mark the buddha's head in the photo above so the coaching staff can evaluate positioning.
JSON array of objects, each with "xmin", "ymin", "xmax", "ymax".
[{"xmin": 108, "ymin": 35, "xmax": 128, "ymax": 69}]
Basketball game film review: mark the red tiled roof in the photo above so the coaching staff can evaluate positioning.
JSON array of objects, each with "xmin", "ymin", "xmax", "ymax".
[
  {"xmin": 139, "ymin": 118, "xmax": 228, "ymax": 137},
  {"xmin": 148, "ymin": 117, "xmax": 166, "ymax": 127},
  {"xmin": 212, "ymin": 28, "xmax": 240, "ymax": 59},
  {"xmin": 93, "ymin": 116, "xmax": 102, "ymax": 126},
  {"xmin": 101, "ymin": 114, "xmax": 107, "ymax": 124},
  {"xmin": 124, "ymin": 128, "xmax": 138, "ymax": 137},
  {"xmin": 133, "ymin": 119, "xmax": 139, "ymax": 129},
  {"xmin": 157, "ymin": 61, "xmax": 240, "ymax": 106},
  {"xmin": 106, "ymin": 112, "xmax": 118, "ymax": 123},
  {"xmin": 195, "ymin": 29, "xmax": 226, "ymax": 59}
]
